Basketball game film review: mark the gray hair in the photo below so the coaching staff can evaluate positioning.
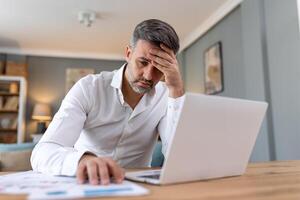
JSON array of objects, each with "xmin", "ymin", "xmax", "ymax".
[{"xmin": 130, "ymin": 19, "xmax": 180, "ymax": 54}]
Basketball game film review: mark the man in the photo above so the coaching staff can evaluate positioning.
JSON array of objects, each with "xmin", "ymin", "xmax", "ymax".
[{"xmin": 31, "ymin": 19, "xmax": 185, "ymax": 185}]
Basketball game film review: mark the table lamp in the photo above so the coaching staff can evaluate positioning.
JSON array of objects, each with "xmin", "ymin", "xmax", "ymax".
[{"xmin": 32, "ymin": 103, "xmax": 52, "ymax": 133}]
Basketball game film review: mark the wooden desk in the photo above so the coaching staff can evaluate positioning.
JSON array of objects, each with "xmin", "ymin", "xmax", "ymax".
[{"xmin": 1, "ymin": 160, "xmax": 300, "ymax": 200}]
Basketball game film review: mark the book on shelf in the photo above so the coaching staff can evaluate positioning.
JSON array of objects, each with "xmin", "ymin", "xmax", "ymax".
[
  {"xmin": 10, "ymin": 118, "xmax": 17, "ymax": 129},
  {"xmin": 9, "ymin": 82, "xmax": 19, "ymax": 94},
  {"xmin": 0, "ymin": 61, "xmax": 4, "ymax": 75},
  {"xmin": 0, "ymin": 117, "xmax": 16, "ymax": 129},
  {"xmin": 0, "ymin": 133, "xmax": 17, "ymax": 143},
  {"xmin": 3, "ymin": 96, "xmax": 19, "ymax": 110},
  {"xmin": 0, "ymin": 96, "xmax": 3, "ymax": 109}
]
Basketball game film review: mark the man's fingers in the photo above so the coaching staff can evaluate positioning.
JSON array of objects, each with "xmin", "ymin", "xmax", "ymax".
[
  {"xmin": 77, "ymin": 156, "xmax": 123, "ymax": 185},
  {"xmin": 148, "ymin": 53, "xmax": 171, "ymax": 68},
  {"xmin": 105, "ymin": 158, "xmax": 124, "ymax": 184},
  {"xmin": 160, "ymin": 44, "xmax": 176, "ymax": 59},
  {"xmin": 87, "ymin": 162, "xmax": 99, "ymax": 185},
  {"xmin": 152, "ymin": 60, "xmax": 168, "ymax": 74},
  {"xmin": 76, "ymin": 164, "xmax": 87, "ymax": 184},
  {"xmin": 149, "ymin": 49, "xmax": 173, "ymax": 63},
  {"xmin": 97, "ymin": 161, "xmax": 110, "ymax": 185}
]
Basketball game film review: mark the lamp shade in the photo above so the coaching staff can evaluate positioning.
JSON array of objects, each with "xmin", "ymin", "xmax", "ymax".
[{"xmin": 32, "ymin": 103, "xmax": 52, "ymax": 121}]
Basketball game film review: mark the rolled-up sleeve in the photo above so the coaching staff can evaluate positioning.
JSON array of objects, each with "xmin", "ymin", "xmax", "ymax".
[
  {"xmin": 158, "ymin": 94, "xmax": 185, "ymax": 157},
  {"xmin": 31, "ymin": 76, "xmax": 93, "ymax": 176}
]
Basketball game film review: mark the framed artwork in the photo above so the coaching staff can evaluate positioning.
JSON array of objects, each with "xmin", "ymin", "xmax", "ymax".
[
  {"xmin": 204, "ymin": 42, "xmax": 224, "ymax": 95},
  {"xmin": 65, "ymin": 68, "xmax": 95, "ymax": 93}
]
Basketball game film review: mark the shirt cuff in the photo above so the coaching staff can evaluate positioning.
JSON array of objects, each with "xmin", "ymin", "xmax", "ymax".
[
  {"xmin": 61, "ymin": 148, "xmax": 89, "ymax": 176},
  {"xmin": 168, "ymin": 94, "xmax": 185, "ymax": 111}
]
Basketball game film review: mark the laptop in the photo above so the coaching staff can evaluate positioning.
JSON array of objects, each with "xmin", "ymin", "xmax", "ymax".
[{"xmin": 125, "ymin": 92, "xmax": 268, "ymax": 185}]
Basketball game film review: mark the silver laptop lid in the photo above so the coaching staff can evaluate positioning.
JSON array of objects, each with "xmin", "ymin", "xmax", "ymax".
[{"xmin": 160, "ymin": 93, "xmax": 268, "ymax": 184}]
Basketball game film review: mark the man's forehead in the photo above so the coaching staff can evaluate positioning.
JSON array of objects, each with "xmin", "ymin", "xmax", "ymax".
[{"xmin": 133, "ymin": 40, "xmax": 160, "ymax": 58}]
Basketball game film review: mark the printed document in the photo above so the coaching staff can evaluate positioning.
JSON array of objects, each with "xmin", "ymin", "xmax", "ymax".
[{"xmin": 0, "ymin": 171, "xmax": 148, "ymax": 199}]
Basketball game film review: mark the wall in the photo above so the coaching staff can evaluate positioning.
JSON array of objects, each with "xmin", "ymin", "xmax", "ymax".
[
  {"xmin": 26, "ymin": 56, "xmax": 124, "ymax": 137},
  {"xmin": 240, "ymin": 0, "xmax": 272, "ymax": 161},
  {"xmin": 263, "ymin": 0, "xmax": 300, "ymax": 159},
  {"xmin": 182, "ymin": 0, "xmax": 300, "ymax": 161},
  {"xmin": 184, "ymin": 7, "xmax": 245, "ymax": 98}
]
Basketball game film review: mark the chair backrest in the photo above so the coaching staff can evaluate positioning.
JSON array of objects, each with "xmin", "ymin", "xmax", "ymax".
[
  {"xmin": 151, "ymin": 141, "xmax": 164, "ymax": 167},
  {"xmin": 0, "ymin": 142, "xmax": 36, "ymax": 171}
]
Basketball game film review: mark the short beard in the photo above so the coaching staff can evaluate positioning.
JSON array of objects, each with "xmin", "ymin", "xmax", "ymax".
[
  {"xmin": 130, "ymin": 82, "xmax": 152, "ymax": 94},
  {"xmin": 126, "ymin": 64, "xmax": 154, "ymax": 94}
]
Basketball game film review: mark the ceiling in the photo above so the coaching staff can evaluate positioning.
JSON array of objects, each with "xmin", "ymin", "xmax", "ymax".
[{"xmin": 0, "ymin": 0, "xmax": 241, "ymax": 60}]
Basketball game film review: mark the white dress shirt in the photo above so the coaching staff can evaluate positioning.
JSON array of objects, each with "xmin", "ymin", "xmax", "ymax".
[{"xmin": 31, "ymin": 64, "xmax": 185, "ymax": 176}]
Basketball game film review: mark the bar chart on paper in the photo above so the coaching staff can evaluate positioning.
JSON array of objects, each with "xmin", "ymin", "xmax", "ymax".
[{"xmin": 0, "ymin": 171, "xmax": 149, "ymax": 199}]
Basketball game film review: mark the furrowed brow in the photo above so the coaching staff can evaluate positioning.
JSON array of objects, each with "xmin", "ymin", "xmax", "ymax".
[{"xmin": 138, "ymin": 57, "xmax": 151, "ymax": 62}]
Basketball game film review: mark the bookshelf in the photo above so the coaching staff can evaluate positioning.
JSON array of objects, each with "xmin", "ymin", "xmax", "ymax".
[{"xmin": 0, "ymin": 76, "xmax": 27, "ymax": 143}]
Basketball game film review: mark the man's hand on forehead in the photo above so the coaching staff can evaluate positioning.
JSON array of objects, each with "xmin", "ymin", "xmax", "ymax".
[
  {"xmin": 148, "ymin": 44, "xmax": 175, "ymax": 67},
  {"xmin": 147, "ymin": 43, "xmax": 184, "ymax": 98}
]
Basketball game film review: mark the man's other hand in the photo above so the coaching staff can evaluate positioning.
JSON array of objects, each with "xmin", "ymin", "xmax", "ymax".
[{"xmin": 76, "ymin": 154, "xmax": 125, "ymax": 185}]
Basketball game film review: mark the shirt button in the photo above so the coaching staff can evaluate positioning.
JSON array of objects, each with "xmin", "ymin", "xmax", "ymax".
[{"xmin": 174, "ymin": 106, "xmax": 179, "ymax": 110}]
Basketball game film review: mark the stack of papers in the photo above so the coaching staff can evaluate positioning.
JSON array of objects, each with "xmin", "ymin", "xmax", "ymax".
[{"xmin": 0, "ymin": 171, "xmax": 149, "ymax": 199}]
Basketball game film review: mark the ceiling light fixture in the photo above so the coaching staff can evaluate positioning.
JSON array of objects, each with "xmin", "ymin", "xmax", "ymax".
[{"xmin": 78, "ymin": 10, "xmax": 97, "ymax": 27}]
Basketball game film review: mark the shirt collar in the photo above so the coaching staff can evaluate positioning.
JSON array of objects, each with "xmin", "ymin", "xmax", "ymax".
[{"xmin": 110, "ymin": 63, "xmax": 126, "ymax": 89}]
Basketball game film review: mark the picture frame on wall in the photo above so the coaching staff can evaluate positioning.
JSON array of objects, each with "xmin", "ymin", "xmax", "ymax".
[
  {"xmin": 65, "ymin": 68, "xmax": 95, "ymax": 93},
  {"xmin": 204, "ymin": 42, "xmax": 224, "ymax": 95}
]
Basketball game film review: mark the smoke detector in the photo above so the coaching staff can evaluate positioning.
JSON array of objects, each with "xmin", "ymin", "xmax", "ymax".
[{"xmin": 78, "ymin": 10, "xmax": 97, "ymax": 27}]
